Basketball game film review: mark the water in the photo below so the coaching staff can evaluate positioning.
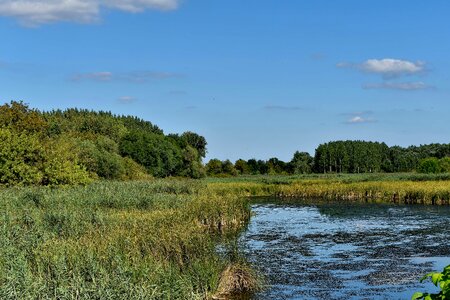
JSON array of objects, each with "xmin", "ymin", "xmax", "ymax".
[{"xmin": 239, "ymin": 199, "xmax": 450, "ymax": 299}]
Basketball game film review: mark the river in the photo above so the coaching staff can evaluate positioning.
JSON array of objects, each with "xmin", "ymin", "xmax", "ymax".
[{"xmin": 239, "ymin": 199, "xmax": 450, "ymax": 299}]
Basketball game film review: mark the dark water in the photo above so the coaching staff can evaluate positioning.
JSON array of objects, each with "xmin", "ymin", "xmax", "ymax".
[{"xmin": 239, "ymin": 199, "xmax": 450, "ymax": 300}]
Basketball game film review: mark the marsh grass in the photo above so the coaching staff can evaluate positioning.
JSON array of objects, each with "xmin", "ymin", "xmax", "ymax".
[
  {"xmin": 1, "ymin": 175, "xmax": 448, "ymax": 299},
  {"xmin": 0, "ymin": 180, "xmax": 252, "ymax": 299},
  {"xmin": 207, "ymin": 174, "xmax": 450, "ymax": 205}
]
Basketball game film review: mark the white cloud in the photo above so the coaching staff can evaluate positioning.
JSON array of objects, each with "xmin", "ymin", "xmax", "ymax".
[
  {"xmin": 0, "ymin": 0, "xmax": 179, "ymax": 26},
  {"xmin": 338, "ymin": 58, "xmax": 426, "ymax": 78},
  {"xmin": 346, "ymin": 116, "xmax": 377, "ymax": 124},
  {"xmin": 363, "ymin": 81, "xmax": 432, "ymax": 91}
]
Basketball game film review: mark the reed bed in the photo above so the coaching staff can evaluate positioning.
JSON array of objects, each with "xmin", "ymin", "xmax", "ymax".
[
  {"xmin": 207, "ymin": 176, "xmax": 450, "ymax": 205},
  {"xmin": 0, "ymin": 180, "xmax": 251, "ymax": 300},
  {"xmin": 1, "ymin": 175, "xmax": 448, "ymax": 299}
]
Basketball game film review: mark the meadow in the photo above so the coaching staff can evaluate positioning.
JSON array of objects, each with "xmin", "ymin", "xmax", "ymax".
[{"xmin": 1, "ymin": 174, "xmax": 449, "ymax": 299}]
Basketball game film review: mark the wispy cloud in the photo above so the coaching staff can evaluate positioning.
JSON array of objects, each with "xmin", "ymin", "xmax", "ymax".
[
  {"xmin": 0, "ymin": 0, "xmax": 179, "ymax": 26},
  {"xmin": 362, "ymin": 81, "xmax": 433, "ymax": 91},
  {"xmin": 117, "ymin": 96, "xmax": 136, "ymax": 104},
  {"xmin": 72, "ymin": 71, "xmax": 113, "ymax": 82},
  {"xmin": 264, "ymin": 105, "xmax": 303, "ymax": 111},
  {"xmin": 346, "ymin": 116, "xmax": 377, "ymax": 124},
  {"xmin": 337, "ymin": 58, "xmax": 426, "ymax": 78},
  {"xmin": 72, "ymin": 71, "xmax": 182, "ymax": 83},
  {"xmin": 342, "ymin": 111, "xmax": 377, "ymax": 124}
]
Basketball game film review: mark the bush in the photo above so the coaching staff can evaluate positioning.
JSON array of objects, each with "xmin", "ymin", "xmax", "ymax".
[
  {"xmin": 440, "ymin": 157, "xmax": 450, "ymax": 173},
  {"xmin": 0, "ymin": 128, "xmax": 91, "ymax": 186},
  {"xmin": 0, "ymin": 128, "xmax": 45, "ymax": 185},
  {"xmin": 119, "ymin": 131, "xmax": 182, "ymax": 177},
  {"xmin": 417, "ymin": 158, "xmax": 441, "ymax": 174}
]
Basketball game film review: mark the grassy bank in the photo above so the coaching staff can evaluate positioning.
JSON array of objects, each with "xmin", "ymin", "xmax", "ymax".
[
  {"xmin": 0, "ymin": 180, "xmax": 253, "ymax": 299},
  {"xmin": 1, "ymin": 174, "xmax": 449, "ymax": 299},
  {"xmin": 207, "ymin": 173, "xmax": 450, "ymax": 205}
]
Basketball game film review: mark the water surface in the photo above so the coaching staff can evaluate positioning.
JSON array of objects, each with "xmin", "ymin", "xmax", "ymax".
[{"xmin": 239, "ymin": 199, "xmax": 450, "ymax": 299}]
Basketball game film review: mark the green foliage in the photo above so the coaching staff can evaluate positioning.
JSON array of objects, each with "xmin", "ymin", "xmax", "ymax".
[
  {"xmin": 76, "ymin": 139, "xmax": 123, "ymax": 179},
  {"xmin": 0, "ymin": 128, "xmax": 91, "ymax": 186},
  {"xmin": 439, "ymin": 157, "xmax": 450, "ymax": 173},
  {"xmin": 418, "ymin": 158, "xmax": 441, "ymax": 174},
  {"xmin": 412, "ymin": 265, "xmax": 450, "ymax": 300},
  {"xmin": 222, "ymin": 160, "xmax": 238, "ymax": 176},
  {"xmin": 41, "ymin": 138, "xmax": 93, "ymax": 185},
  {"xmin": 0, "ymin": 128, "xmax": 45, "ymax": 185},
  {"xmin": 206, "ymin": 159, "xmax": 224, "ymax": 176},
  {"xmin": 235, "ymin": 159, "xmax": 250, "ymax": 175},
  {"xmin": 181, "ymin": 131, "xmax": 207, "ymax": 158},
  {"xmin": 0, "ymin": 101, "xmax": 208, "ymax": 185},
  {"xmin": 0, "ymin": 101, "xmax": 48, "ymax": 133},
  {"xmin": 120, "ymin": 131, "xmax": 182, "ymax": 177},
  {"xmin": 206, "ymin": 159, "xmax": 237, "ymax": 177},
  {"xmin": 313, "ymin": 141, "xmax": 450, "ymax": 174},
  {"xmin": 290, "ymin": 151, "xmax": 313, "ymax": 174}
]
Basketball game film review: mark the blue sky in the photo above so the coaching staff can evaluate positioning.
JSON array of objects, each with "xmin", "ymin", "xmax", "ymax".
[{"xmin": 0, "ymin": 0, "xmax": 449, "ymax": 161}]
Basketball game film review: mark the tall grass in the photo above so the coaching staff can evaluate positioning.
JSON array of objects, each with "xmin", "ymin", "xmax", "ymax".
[
  {"xmin": 207, "ymin": 175, "xmax": 450, "ymax": 205},
  {"xmin": 1, "ymin": 175, "xmax": 448, "ymax": 299},
  {"xmin": 0, "ymin": 180, "xmax": 251, "ymax": 299}
]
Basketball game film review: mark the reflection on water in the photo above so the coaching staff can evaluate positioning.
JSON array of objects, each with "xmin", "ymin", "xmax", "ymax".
[{"xmin": 239, "ymin": 200, "xmax": 450, "ymax": 300}]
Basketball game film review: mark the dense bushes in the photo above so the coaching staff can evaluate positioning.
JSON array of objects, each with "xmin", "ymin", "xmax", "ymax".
[
  {"xmin": 0, "ymin": 128, "xmax": 91, "ymax": 186},
  {"xmin": 418, "ymin": 157, "xmax": 450, "ymax": 174},
  {"xmin": 0, "ymin": 101, "xmax": 208, "ymax": 186}
]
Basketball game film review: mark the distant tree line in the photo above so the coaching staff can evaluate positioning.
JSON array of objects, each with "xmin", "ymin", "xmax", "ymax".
[
  {"xmin": 1, "ymin": 101, "xmax": 449, "ymax": 185},
  {"xmin": 206, "ymin": 141, "xmax": 450, "ymax": 177},
  {"xmin": 0, "ymin": 101, "xmax": 207, "ymax": 186}
]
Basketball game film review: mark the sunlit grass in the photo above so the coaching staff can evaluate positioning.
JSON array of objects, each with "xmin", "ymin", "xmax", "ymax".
[
  {"xmin": 1, "ymin": 175, "xmax": 449, "ymax": 299},
  {"xmin": 0, "ymin": 180, "xmax": 251, "ymax": 299}
]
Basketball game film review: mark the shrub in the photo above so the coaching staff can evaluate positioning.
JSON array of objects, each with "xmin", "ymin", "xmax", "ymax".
[
  {"xmin": 440, "ymin": 157, "xmax": 450, "ymax": 173},
  {"xmin": 418, "ymin": 158, "xmax": 441, "ymax": 174}
]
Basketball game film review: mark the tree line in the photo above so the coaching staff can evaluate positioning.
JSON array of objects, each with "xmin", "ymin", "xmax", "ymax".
[
  {"xmin": 1, "ymin": 101, "xmax": 449, "ymax": 185},
  {"xmin": 0, "ymin": 101, "xmax": 207, "ymax": 185},
  {"xmin": 207, "ymin": 141, "xmax": 450, "ymax": 176}
]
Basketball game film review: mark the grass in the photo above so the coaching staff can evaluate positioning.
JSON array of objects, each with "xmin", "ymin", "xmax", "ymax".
[
  {"xmin": 0, "ymin": 180, "xmax": 251, "ymax": 299},
  {"xmin": 1, "ymin": 174, "xmax": 449, "ymax": 299},
  {"xmin": 206, "ymin": 173, "xmax": 450, "ymax": 205}
]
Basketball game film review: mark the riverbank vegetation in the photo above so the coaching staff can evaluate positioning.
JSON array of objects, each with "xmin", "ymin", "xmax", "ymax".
[
  {"xmin": 0, "ymin": 101, "xmax": 449, "ymax": 299},
  {"xmin": 206, "ymin": 174, "xmax": 450, "ymax": 205},
  {"xmin": 0, "ymin": 180, "xmax": 254, "ymax": 299},
  {"xmin": 0, "ymin": 101, "xmax": 207, "ymax": 186}
]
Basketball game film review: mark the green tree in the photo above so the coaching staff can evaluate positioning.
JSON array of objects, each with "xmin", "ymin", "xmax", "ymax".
[
  {"xmin": 417, "ymin": 158, "xmax": 441, "ymax": 174},
  {"xmin": 119, "ymin": 131, "xmax": 182, "ymax": 177},
  {"xmin": 290, "ymin": 151, "xmax": 313, "ymax": 174},
  {"xmin": 235, "ymin": 159, "xmax": 250, "ymax": 175},
  {"xmin": 439, "ymin": 157, "xmax": 450, "ymax": 173},
  {"xmin": 206, "ymin": 159, "xmax": 223, "ymax": 176}
]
